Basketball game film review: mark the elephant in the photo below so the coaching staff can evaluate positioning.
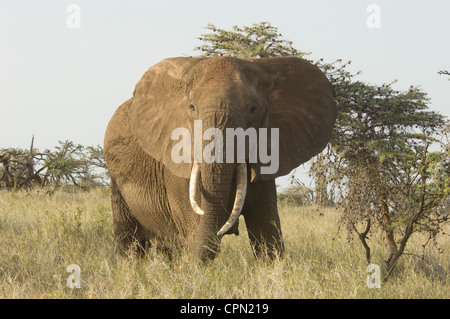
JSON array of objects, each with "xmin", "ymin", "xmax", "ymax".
[{"xmin": 104, "ymin": 56, "xmax": 337, "ymax": 262}]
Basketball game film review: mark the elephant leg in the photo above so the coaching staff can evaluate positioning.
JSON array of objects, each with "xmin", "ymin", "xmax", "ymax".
[
  {"xmin": 243, "ymin": 179, "xmax": 284, "ymax": 260},
  {"xmin": 110, "ymin": 178, "xmax": 148, "ymax": 256}
]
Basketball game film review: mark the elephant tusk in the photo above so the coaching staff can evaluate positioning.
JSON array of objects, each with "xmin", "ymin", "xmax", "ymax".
[
  {"xmin": 217, "ymin": 163, "xmax": 247, "ymax": 238},
  {"xmin": 189, "ymin": 163, "xmax": 205, "ymax": 216}
]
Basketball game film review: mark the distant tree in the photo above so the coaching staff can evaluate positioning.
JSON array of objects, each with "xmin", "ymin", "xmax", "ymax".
[
  {"xmin": 195, "ymin": 22, "xmax": 308, "ymax": 59},
  {"xmin": 278, "ymin": 178, "xmax": 314, "ymax": 206},
  {"xmin": 0, "ymin": 138, "xmax": 109, "ymax": 191},
  {"xmin": 0, "ymin": 135, "xmax": 44, "ymax": 190},
  {"xmin": 0, "ymin": 148, "xmax": 34, "ymax": 190},
  {"xmin": 86, "ymin": 145, "xmax": 109, "ymax": 185},
  {"xmin": 43, "ymin": 140, "xmax": 100, "ymax": 189}
]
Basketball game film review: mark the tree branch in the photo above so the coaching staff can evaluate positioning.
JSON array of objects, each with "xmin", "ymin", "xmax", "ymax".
[{"xmin": 351, "ymin": 219, "xmax": 371, "ymax": 263}]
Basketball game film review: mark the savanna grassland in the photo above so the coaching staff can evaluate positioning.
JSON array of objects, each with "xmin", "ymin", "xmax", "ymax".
[{"xmin": 0, "ymin": 189, "xmax": 448, "ymax": 299}]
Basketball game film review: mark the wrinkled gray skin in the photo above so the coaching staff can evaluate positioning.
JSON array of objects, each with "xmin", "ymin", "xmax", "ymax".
[{"xmin": 104, "ymin": 56, "xmax": 337, "ymax": 262}]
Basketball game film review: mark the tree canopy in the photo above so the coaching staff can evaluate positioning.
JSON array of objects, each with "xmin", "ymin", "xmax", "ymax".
[
  {"xmin": 0, "ymin": 138, "xmax": 108, "ymax": 192},
  {"xmin": 195, "ymin": 22, "xmax": 308, "ymax": 59}
]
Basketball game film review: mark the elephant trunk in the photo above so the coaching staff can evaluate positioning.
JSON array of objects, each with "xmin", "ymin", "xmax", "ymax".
[
  {"xmin": 188, "ymin": 111, "xmax": 248, "ymax": 261},
  {"xmin": 189, "ymin": 161, "xmax": 247, "ymax": 262},
  {"xmin": 190, "ymin": 162, "xmax": 247, "ymax": 232},
  {"xmin": 217, "ymin": 163, "xmax": 247, "ymax": 238}
]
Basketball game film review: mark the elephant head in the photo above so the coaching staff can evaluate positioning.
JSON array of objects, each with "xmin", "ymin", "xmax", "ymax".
[{"xmin": 129, "ymin": 56, "xmax": 336, "ymax": 261}]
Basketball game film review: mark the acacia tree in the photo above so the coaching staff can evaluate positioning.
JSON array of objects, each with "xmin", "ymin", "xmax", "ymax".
[
  {"xmin": 0, "ymin": 135, "xmax": 46, "ymax": 190},
  {"xmin": 319, "ymin": 79, "xmax": 448, "ymax": 273},
  {"xmin": 195, "ymin": 22, "xmax": 308, "ymax": 59},
  {"xmin": 0, "ymin": 138, "xmax": 109, "ymax": 191}
]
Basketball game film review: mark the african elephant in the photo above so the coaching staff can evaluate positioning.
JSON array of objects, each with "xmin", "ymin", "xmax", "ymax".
[{"xmin": 104, "ymin": 56, "xmax": 336, "ymax": 262}]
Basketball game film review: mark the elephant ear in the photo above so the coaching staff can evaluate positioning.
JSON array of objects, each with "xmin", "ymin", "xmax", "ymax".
[
  {"xmin": 250, "ymin": 57, "xmax": 337, "ymax": 180},
  {"xmin": 130, "ymin": 57, "xmax": 203, "ymax": 179}
]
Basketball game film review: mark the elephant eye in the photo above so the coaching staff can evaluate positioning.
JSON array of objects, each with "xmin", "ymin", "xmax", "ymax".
[
  {"xmin": 189, "ymin": 104, "xmax": 196, "ymax": 111},
  {"xmin": 250, "ymin": 105, "xmax": 257, "ymax": 113}
]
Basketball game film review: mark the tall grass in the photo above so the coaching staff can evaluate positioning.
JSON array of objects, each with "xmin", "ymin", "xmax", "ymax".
[{"xmin": 0, "ymin": 189, "xmax": 448, "ymax": 298}]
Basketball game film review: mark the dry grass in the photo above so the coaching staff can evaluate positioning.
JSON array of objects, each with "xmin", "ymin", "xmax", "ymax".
[{"xmin": 0, "ymin": 189, "xmax": 448, "ymax": 298}]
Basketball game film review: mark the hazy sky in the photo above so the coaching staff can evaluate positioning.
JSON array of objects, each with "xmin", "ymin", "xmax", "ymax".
[{"xmin": 1, "ymin": 0, "xmax": 449, "ymax": 188}]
